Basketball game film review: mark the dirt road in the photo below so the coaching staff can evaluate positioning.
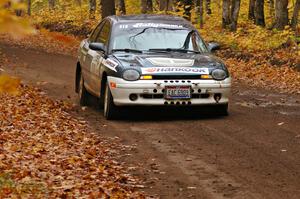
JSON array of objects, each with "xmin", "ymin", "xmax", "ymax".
[{"xmin": 1, "ymin": 43, "xmax": 300, "ymax": 199}]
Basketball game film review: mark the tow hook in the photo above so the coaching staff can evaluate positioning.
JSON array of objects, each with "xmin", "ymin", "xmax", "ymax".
[
  {"xmin": 214, "ymin": 94, "xmax": 222, "ymax": 103},
  {"xmin": 155, "ymin": 83, "xmax": 162, "ymax": 87}
]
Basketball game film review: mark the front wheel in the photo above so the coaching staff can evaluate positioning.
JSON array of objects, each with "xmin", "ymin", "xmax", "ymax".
[
  {"xmin": 78, "ymin": 73, "xmax": 89, "ymax": 106},
  {"xmin": 103, "ymin": 83, "xmax": 119, "ymax": 120}
]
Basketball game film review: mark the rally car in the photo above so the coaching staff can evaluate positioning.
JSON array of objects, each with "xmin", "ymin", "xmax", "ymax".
[{"xmin": 75, "ymin": 15, "xmax": 231, "ymax": 120}]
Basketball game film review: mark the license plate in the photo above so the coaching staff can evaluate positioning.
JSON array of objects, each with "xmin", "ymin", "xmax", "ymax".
[{"xmin": 165, "ymin": 86, "xmax": 191, "ymax": 99}]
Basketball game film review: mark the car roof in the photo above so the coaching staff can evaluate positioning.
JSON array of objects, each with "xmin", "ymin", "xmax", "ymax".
[{"xmin": 107, "ymin": 14, "xmax": 193, "ymax": 28}]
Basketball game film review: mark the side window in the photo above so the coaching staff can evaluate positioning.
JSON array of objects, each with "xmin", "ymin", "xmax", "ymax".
[
  {"xmin": 188, "ymin": 32, "xmax": 208, "ymax": 53},
  {"xmin": 89, "ymin": 21, "xmax": 104, "ymax": 42},
  {"xmin": 95, "ymin": 21, "xmax": 111, "ymax": 44}
]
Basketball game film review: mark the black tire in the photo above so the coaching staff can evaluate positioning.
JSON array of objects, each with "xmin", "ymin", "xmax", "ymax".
[
  {"xmin": 103, "ymin": 82, "xmax": 119, "ymax": 120},
  {"xmin": 216, "ymin": 103, "xmax": 229, "ymax": 116},
  {"xmin": 78, "ymin": 73, "xmax": 89, "ymax": 106}
]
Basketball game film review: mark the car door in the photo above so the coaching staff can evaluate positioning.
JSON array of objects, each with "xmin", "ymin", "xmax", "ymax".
[
  {"xmin": 87, "ymin": 20, "xmax": 111, "ymax": 96},
  {"xmin": 81, "ymin": 21, "xmax": 105, "ymax": 93}
]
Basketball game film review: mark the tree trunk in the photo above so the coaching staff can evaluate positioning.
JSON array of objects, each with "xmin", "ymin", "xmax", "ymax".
[
  {"xmin": 269, "ymin": 0, "xmax": 275, "ymax": 20},
  {"xmin": 48, "ymin": 0, "xmax": 55, "ymax": 9},
  {"xmin": 159, "ymin": 0, "xmax": 173, "ymax": 11},
  {"xmin": 27, "ymin": 0, "xmax": 31, "ymax": 15},
  {"xmin": 15, "ymin": 0, "xmax": 24, "ymax": 16},
  {"xmin": 101, "ymin": 0, "xmax": 116, "ymax": 19},
  {"xmin": 222, "ymin": 0, "xmax": 231, "ymax": 28},
  {"xmin": 196, "ymin": 0, "xmax": 204, "ymax": 28},
  {"xmin": 89, "ymin": 0, "xmax": 96, "ymax": 19},
  {"xmin": 254, "ymin": 0, "xmax": 265, "ymax": 26},
  {"xmin": 291, "ymin": 0, "xmax": 300, "ymax": 29},
  {"xmin": 273, "ymin": 0, "xmax": 289, "ymax": 30},
  {"xmin": 248, "ymin": 0, "xmax": 255, "ymax": 20},
  {"xmin": 206, "ymin": 0, "xmax": 212, "ymax": 14},
  {"xmin": 118, "ymin": 0, "xmax": 126, "ymax": 15},
  {"xmin": 222, "ymin": 0, "xmax": 241, "ymax": 31},
  {"xmin": 141, "ymin": 0, "xmax": 153, "ymax": 13},
  {"xmin": 230, "ymin": 0, "xmax": 241, "ymax": 31},
  {"xmin": 75, "ymin": 0, "xmax": 81, "ymax": 6}
]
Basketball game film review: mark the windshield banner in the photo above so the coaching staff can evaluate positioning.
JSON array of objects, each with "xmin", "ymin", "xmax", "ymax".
[
  {"xmin": 119, "ymin": 23, "xmax": 184, "ymax": 29},
  {"xmin": 141, "ymin": 67, "xmax": 209, "ymax": 74}
]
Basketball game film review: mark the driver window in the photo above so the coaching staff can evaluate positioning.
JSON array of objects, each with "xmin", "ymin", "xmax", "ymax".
[
  {"xmin": 191, "ymin": 33, "xmax": 200, "ymax": 52},
  {"xmin": 188, "ymin": 32, "xmax": 208, "ymax": 52},
  {"xmin": 95, "ymin": 21, "xmax": 111, "ymax": 45},
  {"xmin": 89, "ymin": 22, "xmax": 104, "ymax": 43}
]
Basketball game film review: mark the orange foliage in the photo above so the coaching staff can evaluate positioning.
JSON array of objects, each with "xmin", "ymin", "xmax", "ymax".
[{"xmin": 0, "ymin": 75, "xmax": 21, "ymax": 95}]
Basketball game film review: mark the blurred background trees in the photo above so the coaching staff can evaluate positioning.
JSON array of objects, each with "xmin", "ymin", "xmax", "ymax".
[
  {"xmin": 17, "ymin": 0, "xmax": 298, "ymax": 32},
  {"xmin": 1, "ymin": 0, "xmax": 299, "ymax": 50}
]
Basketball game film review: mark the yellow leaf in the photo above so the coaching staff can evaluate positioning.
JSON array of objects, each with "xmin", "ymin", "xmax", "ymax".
[{"xmin": 0, "ymin": 74, "xmax": 20, "ymax": 95}]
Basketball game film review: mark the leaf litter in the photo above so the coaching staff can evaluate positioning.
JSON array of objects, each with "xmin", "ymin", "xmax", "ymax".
[{"xmin": 0, "ymin": 85, "xmax": 146, "ymax": 198}]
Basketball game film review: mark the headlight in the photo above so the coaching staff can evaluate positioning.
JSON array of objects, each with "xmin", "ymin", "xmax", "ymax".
[
  {"xmin": 211, "ymin": 69, "xmax": 227, "ymax": 80},
  {"xmin": 122, "ymin": 69, "xmax": 140, "ymax": 81}
]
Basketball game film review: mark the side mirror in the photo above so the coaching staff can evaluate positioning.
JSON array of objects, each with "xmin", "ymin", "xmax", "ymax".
[
  {"xmin": 208, "ymin": 42, "xmax": 221, "ymax": 52},
  {"xmin": 89, "ymin": 43, "xmax": 105, "ymax": 52}
]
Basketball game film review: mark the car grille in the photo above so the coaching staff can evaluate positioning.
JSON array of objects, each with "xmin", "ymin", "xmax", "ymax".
[
  {"xmin": 152, "ymin": 75, "xmax": 201, "ymax": 80},
  {"xmin": 140, "ymin": 93, "xmax": 210, "ymax": 99}
]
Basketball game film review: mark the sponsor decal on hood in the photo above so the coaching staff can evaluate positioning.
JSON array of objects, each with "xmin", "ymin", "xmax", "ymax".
[
  {"xmin": 141, "ymin": 67, "xmax": 209, "ymax": 74},
  {"xmin": 146, "ymin": 58, "xmax": 195, "ymax": 67}
]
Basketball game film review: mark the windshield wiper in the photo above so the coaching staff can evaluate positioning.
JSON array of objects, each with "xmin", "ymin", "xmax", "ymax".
[
  {"xmin": 148, "ymin": 48, "xmax": 201, "ymax": 54},
  {"xmin": 112, "ymin": 48, "xmax": 143, "ymax": 53}
]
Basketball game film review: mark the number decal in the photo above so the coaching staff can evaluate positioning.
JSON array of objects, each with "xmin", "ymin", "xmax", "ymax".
[
  {"xmin": 90, "ymin": 55, "xmax": 103, "ymax": 75},
  {"xmin": 119, "ymin": 25, "xmax": 128, "ymax": 29}
]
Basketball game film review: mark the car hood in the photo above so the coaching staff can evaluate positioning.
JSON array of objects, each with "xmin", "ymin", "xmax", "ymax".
[
  {"xmin": 113, "ymin": 52, "xmax": 225, "ymax": 67},
  {"xmin": 111, "ymin": 52, "xmax": 227, "ymax": 75}
]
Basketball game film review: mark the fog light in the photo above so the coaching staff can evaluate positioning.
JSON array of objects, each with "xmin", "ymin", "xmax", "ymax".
[
  {"xmin": 201, "ymin": 74, "xmax": 212, "ymax": 79},
  {"xmin": 129, "ymin": 94, "xmax": 138, "ymax": 101},
  {"xmin": 140, "ymin": 75, "xmax": 153, "ymax": 80}
]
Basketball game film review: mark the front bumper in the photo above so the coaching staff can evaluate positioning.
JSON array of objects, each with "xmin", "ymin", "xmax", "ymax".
[{"xmin": 107, "ymin": 76, "xmax": 231, "ymax": 106}]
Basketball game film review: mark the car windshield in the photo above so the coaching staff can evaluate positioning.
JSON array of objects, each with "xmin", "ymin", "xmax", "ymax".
[{"xmin": 111, "ymin": 26, "xmax": 208, "ymax": 53}]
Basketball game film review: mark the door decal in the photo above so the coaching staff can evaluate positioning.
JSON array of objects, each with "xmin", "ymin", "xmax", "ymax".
[
  {"xmin": 90, "ymin": 55, "xmax": 102, "ymax": 75},
  {"xmin": 103, "ymin": 58, "xmax": 118, "ymax": 72}
]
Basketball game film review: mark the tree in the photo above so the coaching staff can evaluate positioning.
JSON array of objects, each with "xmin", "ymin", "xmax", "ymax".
[
  {"xmin": 101, "ymin": 0, "xmax": 116, "ymax": 19},
  {"xmin": 15, "ymin": 0, "xmax": 23, "ymax": 16},
  {"xmin": 118, "ymin": 0, "xmax": 126, "ymax": 15},
  {"xmin": 159, "ymin": 0, "xmax": 173, "ymax": 12},
  {"xmin": 222, "ymin": 0, "xmax": 231, "ymax": 28},
  {"xmin": 89, "ymin": 0, "xmax": 96, "ymax": 19},
  {"xmin": 48, "ymin": 0, "xmax": 55, "ymax": 9},
  {"xmin": 230, "ymin": 0, "xmax": 241, "ymax": 31},
  {"xmin": 222, "ymin": 0, "xmax": 241, "ymax": 31},
  {"xmin": 291, "ymin": 0, "xmax": 300, "ymax": 30},
  {"xmin": 196, "ymin": 0, "xmax": 204, "ymax": 28},
  {"xmin": 27, "ymin": 0, "xmax": 31, "ymax": 16},
  {"xmin": 0, "ymin": 0, "xmax": 34, "ymax": 37},
  {"xmin": 254, "ymin": 0, "xmax": 265, "ymax": 26},
  {"xmin": 205, "ymin": 0, "xmax": 212, "ymax": 14},
  {"xmin": 273, "ymin": 0, "xmax": 289, "ymax": 30},
  {"xmin": 141, "ymin": 0, "xmax": 153, "ymax": 13},
  {"xmin": 75, "ymin": 0, "xmax": 82, "ymax": 6},
  {"xmin": 249, "ymin": 0, "xmax": 255, "ymax": 20}
]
